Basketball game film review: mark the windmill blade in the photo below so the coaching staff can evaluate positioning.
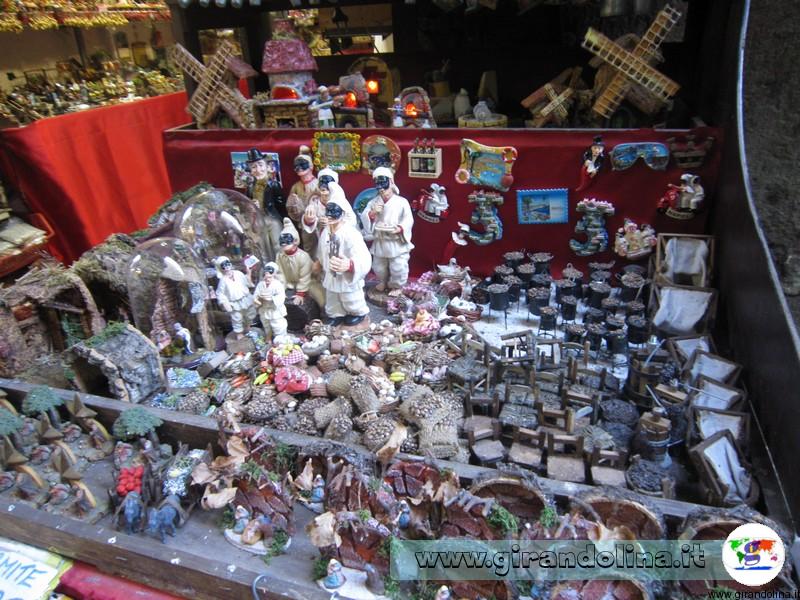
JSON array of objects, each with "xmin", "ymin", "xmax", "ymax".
[
  {"xmin": 187, "ymin": 41, "xmax": 236, "ymax": 123},
  {"xmin": 215, "ymin": 86, "xmax": 252, "ymax": 129},
  {"xmin": 169, "ymin": 45, "xmax": 206, "ymax": 84}
]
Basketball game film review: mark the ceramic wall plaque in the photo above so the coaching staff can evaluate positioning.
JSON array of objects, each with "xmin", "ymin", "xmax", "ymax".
[
  {"xmin": 454, "ymin": 139, "xmax": 517, "ymax": 192},
  {"xmin": 312, "ymin": 131, "xmax": 361, "ymax": 172}
]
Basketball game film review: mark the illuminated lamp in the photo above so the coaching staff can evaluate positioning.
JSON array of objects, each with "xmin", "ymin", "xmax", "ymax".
[
  {"xmin": 271, "ymin": 85, "xmax": 300, "ymax": 100},
  {"xmin": 344, "ymin": 92, "xmax": 358, "ymax": 108},
  {"xmin": 405, "ymin": 102, "xmax": 418, "ymax": 117},
  {"xmin": 366, "ymin": 79, "xmax": 380, "ymax": 94}
]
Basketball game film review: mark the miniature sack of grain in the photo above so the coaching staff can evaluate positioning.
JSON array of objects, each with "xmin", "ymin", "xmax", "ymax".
[
  {"xmin": 350, "ymin": 374, "xmax": 380, "ymax": 414},
  {"xmin": 419, "ymin": 417, "xmax": 459, "ymax": 459},
  {"xmin": 244, "ymin": 386, "xmax": 281, "ymax": 421},
  {"xmin": 176, "ymin": 390, "xmax": 210, "ymax": 414},
  {"xmin": 309, "ymin": 378, "xmax": 329, "ymax": 397},
  {"xmin": 314, "ymin": 396, "xmax": 352, "ymax": 429},
  {"xmin": 399, "ymin": 387, "xmax": 449, "ymax": 426},
  {"xmin": 325, "ymin": 413, "xmax": 354, "ymax": 441},
  {"xmin": 317, "ymin": 354, "xmax": 341, "ymax": 373},
  {"xmin": 293, "ymin": 414, "xmax": 319, "ymax": 436},
  {"xmin": 362, "ymin": 416, "xmax": 399, "ymax": 452},
  {"xmin": 326, "ymin": 369, "xmax": 353, "ymax": 398}
]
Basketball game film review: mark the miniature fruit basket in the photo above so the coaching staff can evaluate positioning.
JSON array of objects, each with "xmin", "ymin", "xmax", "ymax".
[
  {"xmin": 447, "ymin": 297, "xmax": 482, "ymax": 321},
  {"xmin": 301, "ymin": 335, "xmax": 330, "ymax": 359},
  {"xmin": 267, "ymin": 342, "xmax": 306, "ymax": 367}
]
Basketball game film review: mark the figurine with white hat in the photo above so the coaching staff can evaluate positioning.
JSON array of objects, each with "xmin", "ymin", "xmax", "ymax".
[
  {"xmin": 214, "ymin": 256, "xmax": 256, "ymax": 339},
  {"xmin": 360, "ymin": 166, "xmax": 414, "ymax": 296},
  {"xmin": 253, "ymin": 261, "xmax": 288, "ymax": 341},
  {"xmin": 285, "ymin": 145, "xmax": 319, "ymax": 236},
  {"xmin": 302, "ymin": 167, "xmax": 357, "ymax": 259},
  {"xmin": 276, "ymin": 217, "xmax": 326, "ymax": 309}
]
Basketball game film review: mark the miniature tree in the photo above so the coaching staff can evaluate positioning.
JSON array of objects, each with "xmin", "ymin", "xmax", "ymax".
[
  {"xmin": 22, "ymin": 386, "xmax": 64, "ymax": 428},
  {"xmin": 0, "ymin": 408, "xmax": 24, "ymax": 450},
  {"xmin": 112, "ymin": 407, "xmax": 163, "ymax": 447}
]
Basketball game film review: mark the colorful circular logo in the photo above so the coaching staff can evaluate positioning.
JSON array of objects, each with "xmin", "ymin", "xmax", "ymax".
[{"xmin": 722, "ymin": 523, "xmax": 785, "ymax": 587}]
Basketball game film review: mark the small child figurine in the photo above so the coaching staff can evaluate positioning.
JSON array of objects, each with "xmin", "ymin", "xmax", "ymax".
[
  {"xmin": 173, "ymin": 322, "xmax": 193, "ymax": 354},
  {"xmin": 322, "ymin": 558, "xmax": 346, "ymax": 590},
  {"xmin": 253, "ymin": 262, "xmax": 288, "ymax": 342},
  {"xmin": 310, "ymin": 85, "xmax": 336, "ymax": 128},
  {"xmin": 214, "ymin": 256, "xmax": 256, "ymax": 339}
]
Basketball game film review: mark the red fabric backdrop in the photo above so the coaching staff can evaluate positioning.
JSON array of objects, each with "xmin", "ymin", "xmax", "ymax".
[
  {"xmin": 0, "ymin": 92, "xmax": 191, "ymax": 263},
  {"xmin": 163, "ymin": 126, "xmax": 721, "ymax": 277},
  {"xmin": 57, "ymin": 561, "xmax": 183, "ymax": 600}
]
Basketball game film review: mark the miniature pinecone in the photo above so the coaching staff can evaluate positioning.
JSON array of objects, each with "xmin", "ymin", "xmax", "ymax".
[
  {"xmin": 326, "ymin": 369, "xmax": 353, "ymax": 398},
  {"xmin": 317, "ymin": 354, "xmax": 342, "ymax": 373},
  {"xmin": 362, "ymin": 416, "xmax": 398, "ymax": 452},
  {"xmin": 344, "ymin": 354, "xmax": 367, "ymax": 374},
  {"xmin": 313, "ymin": 396, "xmax": 353, "ymax": 429},
  {"xmin": 324, "ymin": 414, "xmax": 354, "ymax": 441},
  {"xmin": 293, "ymin": 414, "xmax": 320, "ymax": 436},
  {"xmin": 439, "ymin": 391, "xmax": 465, "ymax": 421},
  {"xmin": 266, "ymin": 414, "xmax": 291, "ymax": 431},
  {"xmin": 298, "ymin": 396, "xmax": 329, "ymax": 418},
  {"xmin": 176, "ymin": 391, "xmax": 210, "ymax": 414},
  {"xmin": 350, "ymin": 375, "xmax": 380, "ymax": 414},
  {"xmin": 244, "ymin": 393, "xmax": 281, "ymax": 422}
]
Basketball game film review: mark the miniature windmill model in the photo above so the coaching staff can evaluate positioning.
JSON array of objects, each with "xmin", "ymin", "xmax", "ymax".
[
  {"xmin": 521, "ymin": 66, "xmax": 588, "ymax": 128},
  {"xmin": 582, "ymin": 5, "xmax": 682, "ymax": 120},
  {"xmin": 169, "ymin": 41, "xmax": 255, "ymax": 129}
]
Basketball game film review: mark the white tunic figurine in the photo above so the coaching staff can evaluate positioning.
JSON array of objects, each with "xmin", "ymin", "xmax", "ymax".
[
  {"xmin": 360, "ymin": 166, "xmax": 414, "ymax": 296},
  {"xmin": 318, "ymin": 202, "xmax": 372, "ymax": 326},
  {"xmin": 173, "ymin": 322, "xmax": 193, "ymax": 354},
  {"xmin": 253, "ymin": 262, "xmax": 288, "ymax": 341},
  {"xmin": 302, "ymin": 167, "xmax": 357, "ymax": 260},
  {"xmin": 214, "ymin": 256, "xmax": 256, "ymax": 339},
  {"xmin": 276, "ymin": 218, "xmax": 326, "ymax": 309}
]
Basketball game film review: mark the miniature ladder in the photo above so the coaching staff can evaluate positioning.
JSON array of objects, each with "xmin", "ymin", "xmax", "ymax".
[{"xmin": 583, "ymin": 5, "xmax": 681, "ymax": 119}]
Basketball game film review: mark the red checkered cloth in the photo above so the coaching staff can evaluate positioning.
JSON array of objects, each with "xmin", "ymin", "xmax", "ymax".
[{"xmin": 267, "ymin": 346, "xmax": 306, "ymax": 367}]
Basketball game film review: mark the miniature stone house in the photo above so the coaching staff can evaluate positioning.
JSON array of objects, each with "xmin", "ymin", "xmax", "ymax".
[
  {"xmin": 252, "ymin": 98, "xmax": 312, "ymax": 128},
  {"xmin": 261, "ymin": 19, "xmax": 318, "ymax": 98}
]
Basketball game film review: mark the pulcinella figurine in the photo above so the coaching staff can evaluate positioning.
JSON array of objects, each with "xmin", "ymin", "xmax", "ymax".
[
  {"xmin": 214, "ymin": 256, "xmax": 255, "ymax": 339},
  {"xmin": 286, "ymin": 145, "xmax": 319, "ymax": 246},
  {"xmin": 253, "ymin": 262, "xmax": 288, "ymax": 342},
  {"xmin": 577, "ymin": 135, "xmax": 605, "ymax": 192},
  {"xmin": 302, "ymin": 167, "xmax": 357, "ymax": 259},
  {"xmin": 318, "ymin": 201, "xmax": 372, "ymax": 326},
  {"xmin": 360, "ymin": 166, "xmax": 414, "ymax": 296},
  {"xmin": 276, "ymin": 218, "xmax": 326, "ymax": 310}
]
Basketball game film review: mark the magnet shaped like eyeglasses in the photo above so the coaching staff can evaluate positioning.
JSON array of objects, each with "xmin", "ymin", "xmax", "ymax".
[{"xmin": 610, "ymin": 143, "xmax": 669, "ymax": 171}]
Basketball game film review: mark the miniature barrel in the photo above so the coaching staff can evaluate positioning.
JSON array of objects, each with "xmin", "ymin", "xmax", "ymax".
[
  {"xmin": 488, "ymin": 283, "xmax": 510, "ymax": 311},
  {"xmin": 564, "ymin": 323, "xmax": 586, "ymax": 343},
  {"xmin": 528, "ymin": 252, "xmax": 553, "ymax": 275},
  {"xmin": 527, "ymin": 287, "xmax": 551, "ymax": 315},
  {"xmin": 588, "ymin": 281, "xmax": 611, "ymax": 308},
  {"xmin": 539, "ymin": 306, "xmax": 558, "ymax": 331},
  {"xmin": 586, "ymin": 323, "xmax": 607, "ymax": 351},
  {"xmin": 583, "ymin": 307, "xmax": 605, "ymax": 324},
  {"xmin": 560, "ymin": 295, "xmax": 578, "ymax": 321},
  {"xmin": 626, "ymin": 315, "xmax": 650, "ymax": 344},
  {"xmin": 620, "ymin": 272, "xmax": 646, "ymax": 302},
  {"xmin": 605, "ymin": 329, "xmax": 627, "ymax": 354},
  {"xmin": 554, "ymin": 278, "xmax": 578, "ymax": 303},
  {"xmin": 516, "ymin": 262, "xmax": 535, "ymax": 284}
]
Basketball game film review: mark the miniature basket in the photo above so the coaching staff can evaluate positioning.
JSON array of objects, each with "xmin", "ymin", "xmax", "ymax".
[
  {"xmin": 446, "ymin": 303, "xmax": 482, "ymax": 321},
  {"xmin": 301, "ymin": 337, "xmax": 330, "ymax": 359},
  {"xmin": 317, "ymin": 354, "xmax": 342, "ymax": 373},
  {"xmin": 267, "ymin": 345, "xmax": 306, "ymax": 367}
]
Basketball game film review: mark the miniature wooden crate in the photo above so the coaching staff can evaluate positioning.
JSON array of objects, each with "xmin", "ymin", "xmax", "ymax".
[
  {"xmin": 458, "ymin": 114, "xmax": 508, "ymax": 128},
  {"xmin": 686, "ymin": 404, "xmax": 751, "ymax": 447},
  {"xmin": 688, "ymin": 429, "xmax": 759, "ymax": 507},
  {"xmin": 683, "ymin": 349, "xmax": 742, "ymax": 387},
  {"xmin": 666, "ymin": 333, "xmax": 717, "ymax": 368},
  {"xmin": 655, "ymin": 233, "xmax": 715, "ymax": 288},
  {"xmin": 407, "ymin": 148, "xmax": 442, "ymax": 178},
  {"xmin": 688, "ymin": 375, "xmax": 747, "ymax": 412},
  {"xmin": 649, "ymin": 283, "xmax": 718, "ymax": 336}
]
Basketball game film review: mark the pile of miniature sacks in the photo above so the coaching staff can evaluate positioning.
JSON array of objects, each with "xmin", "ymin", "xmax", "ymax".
[{"xmin": 189, "ymin": 312, "xmax": 471, "ymax": 462}]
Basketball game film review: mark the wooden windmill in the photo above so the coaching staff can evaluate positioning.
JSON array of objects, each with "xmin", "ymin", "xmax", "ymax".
[
  {"xmin": 521, "ymin": 66, "xmax": 589, "ymax": 127},
  {"xmin": 169, "ymin": 41, "xmax": 256, "ymax": 129},
  {"xmin": 582, "ymin": 5, "xmax": 682, "ymax": 120}
]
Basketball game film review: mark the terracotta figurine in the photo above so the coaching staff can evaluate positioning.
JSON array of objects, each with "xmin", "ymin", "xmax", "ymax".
[
  {"xmin": 172, "ymin": 322, "xmax": 193, "ymax": 354},
  {"xmin": 577, "ymin": 135, "xmax": 605, "ymax": 192},
  {"xmin": 318, "ymin": 202, "xmax": 372, "ymax": 326},
  {"xmin": 286, "ymin": 145, "xmax": 318, "ymax": 244},
  {"xmin": 214, "ymin": 256, "xmax": 256, "ymax": 339},
  {"xmin": 360, "ymin": 167, "xmax": 414, "ymax": 296},
  {"xmin": 302, "ymin": 167, "xmax": 357, "ymax": 259},
  {"xmin": 322, "ymin": 558, "xmax": 346, "ymax": 590},
  {"xmin": 253, "ymin": 262, "xmax": 288, "ymax": 342},
  {"xmin": 309, "ymin": 85, "xmax": 336, "ymax": 128},
  {"xmin": 245, "ymin": 148, "xmax": 284, "ymax": 257},
  {"xmin": 233, "ymin": 505, "xmax": 250, "ymax": 534},
  {"xmin": 276, "ymin": 218, "xmax": 326, "ymax": 309}
]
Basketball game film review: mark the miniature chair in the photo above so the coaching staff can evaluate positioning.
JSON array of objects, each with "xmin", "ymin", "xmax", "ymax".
[
  {"xmin": 508, "ymin": 426, "xmax": 545, "ymax": 472},
  {"xmin": 589, "ymin": 447, "xmax": 628, "ymax": 487},
  {"xmin": 448, "ymin": 338, "xmax": 493, "ymax": 395},
  {"xmin": 545, "ymin": 432, "xmax": 586, "ymax": 483},
  {"xmin": 536, "ymin": 402, "xmax": 575, "ymax": 435},
  {"xmin": 467, "ymin": 423, "xmax": 505, "ymax": 467}
]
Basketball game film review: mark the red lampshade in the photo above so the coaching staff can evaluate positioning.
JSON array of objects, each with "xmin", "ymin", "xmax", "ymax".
[
  {"xmin": 366, "ymin": 79, "xmax": 380, "ymax": 94},
  {"xmin": 344, "ymin": 91, "xmax": 357, "ymax": 108}
]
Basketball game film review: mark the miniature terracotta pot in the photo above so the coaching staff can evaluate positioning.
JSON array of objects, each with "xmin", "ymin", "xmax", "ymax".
[
  {"xmin": 539, "ymin": 306, "xmax": 558, "ymax": 330},
  {"xmin": 488, "ymin": 284, "xmax": 510, "ymax": 312},
  {"xmin": 605, "ymin": 329, "xmax": 627, "ymax": 354},
  {"xmin": 564, "ymin": 323, "xmax": 586, "ymax": 343},
  {"xmin": 586, "ymin": 324, "xmax": 607, "ymax": 351},
  {"xmin": 588, "ymin": 281, "xmax": 612, "ymax": 308},
  {"xmin": 554, "ymin": 279, "xmax": 578, "ymax": 303},
  {"xmin": 560, "ymin": 296, "xmax": 578, "ymax": 321},
  {"xmin": 528, "ymin": 252, "xmax": 553, "ymax": 275}
]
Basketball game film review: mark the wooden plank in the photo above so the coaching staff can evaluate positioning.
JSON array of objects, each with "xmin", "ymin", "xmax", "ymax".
[{"xmin": 0, "ymin": 378, "xmax": 702, "ymax": 521}]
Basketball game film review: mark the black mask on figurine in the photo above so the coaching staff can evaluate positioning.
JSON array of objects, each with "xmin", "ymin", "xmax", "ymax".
[
  {"xmin": 279, "ymin": 233, "xmax": 295, "ymax": 247},
  {"xmin": 325, "ymin": 202, "xmax": 344, "ymax": 220},
  {"xmin": 319, "ymin": 174, "xmax": 335, "ymax": 191},
  {"xmin": 294, "ymin": 158, "xmax": 311, "ymax": 172},
  {"xmin": 264, "ymin": 264, "xmax": 276, "ymax": 274},
  {"xmin": 220, "ymin": 259, "xmax": 232, "ymax": 270},
  {"xmin": 374, "ymin": 175, "xmax": 391, "ymax": 191}
]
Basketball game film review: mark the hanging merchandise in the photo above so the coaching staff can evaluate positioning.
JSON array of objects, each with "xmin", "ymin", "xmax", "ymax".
[
  {"xmin": 312, "ymin": 132, "xmax": 361, "ymax": 172},
  {"xmin": 576, "ymin": 136, "xmax": 605, "ymax": 192},
  {"xmin": 614, "ymin": 218, "xmax": 657, "ymax": 260},
  {"xmin": 517, "ymin": 188, "xmax": 569, "ymax": 224},
  {"xmin": 659, "ymin": 174, "xmax": 705, "ymax": 219},
  {"xmin": 569, "ymin": 198, "xmax": 615, "ymax": 256},
  {"xmin": 361, "ymin": 135, "xmax": 401, "ymax": 175},
  {"xmin": 610, "ymin": 142, "xmax": 670, "ymax": 171},
  {"xmin": 454, "ymin": 139, "xmax": 517, "ymax": 192},
  {"xmin": 407, "ymin": 138, "xmax": 443, "ymax": 179},
  {"xmin": 412, "ymin": 184, "xmax": 449, "ymax": 223},
  {"xmin": 451, "ymin": 190, "xmax": 504, "ymax": 246}
]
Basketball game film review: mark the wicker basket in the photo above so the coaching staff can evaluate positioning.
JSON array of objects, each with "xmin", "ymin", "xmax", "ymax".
[{"xmin": 446, "ymin": 304, "xmax": 482, "ymax": 321}]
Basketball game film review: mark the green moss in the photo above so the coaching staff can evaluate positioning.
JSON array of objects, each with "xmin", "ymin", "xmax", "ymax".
[
  {"xmin": 378, "ymin": 535, "xmax": 396, "ymax": 559},
  {"xmin": 112, "ymin": 407, "xmax": 163, "ymax": 440},
  {"xmin": 219, "ymin": 505, "xmax": 235, "ymax": 530},
  {"xmin": 266, "ymin": 470, "xmax": 281, "ymax": 483},
  {"xmin": 273, "ymin": 442, "xmax": 296, "ymax": 473},
  {"xmin": 0, "ymin": 408, "xmax": 23, "ymax": 436},
  {"xmin": 488, "ymin": 504, "xmax": 519, "ymax": 537},
  {"xmin": 22, "ymin": 386, "xmax": 64, "ymax": 417},
  {"xmin": 368, "ymin": 476, "xmax": 383, "ymax": 492},
  {"xmin": 357, "ymin": 509, "xmax": 371, "ymax": 522},
  {"xmin": 311, "ymin": 557, "xmax": 328, "ymax": 581},
  {"xmin": 261, "ymin": 529, "xmax": 289, "ymax": 566},
  {"xmin": 84, "ymin": 321, "xmax": 128, "ymax": 348},
  {"xmin": 383, "ymin": 576, "xmax": 402, "ymax": 600},
  {"xmin": 538, "ymin": 506, "xmax": 558, "ymax": 530},
  {"xmin": 241, "ymin": 460, "xmax": 264, "ymax": 483}
]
